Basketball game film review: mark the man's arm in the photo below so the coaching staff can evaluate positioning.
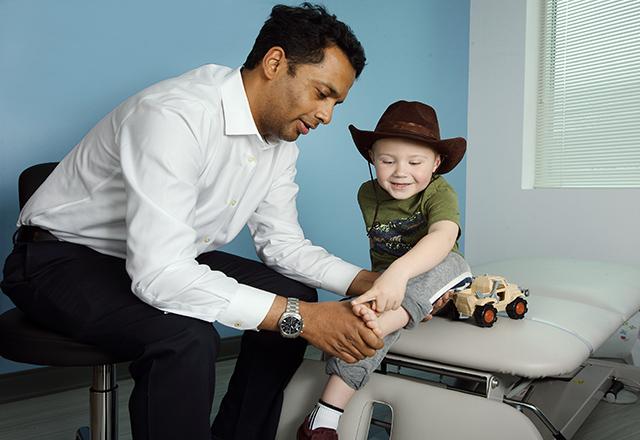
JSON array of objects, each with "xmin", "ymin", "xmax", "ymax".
[
  {"xmin": 247, "ymin": 147, "xmax": 366, "ymax": 297},
  {"xmin": 258, "ymin": 295, "xmax": 384, "ymax": 363},
  {"xmin": 345, "ymin": 269, "xmax": 381, "ymax": 296}
]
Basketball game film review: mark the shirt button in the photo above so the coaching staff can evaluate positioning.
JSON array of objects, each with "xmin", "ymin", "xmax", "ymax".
[
  {"xmin": 203, "ymin": 236, "xmax": 210, "ymax": 243},
  {"xmin": 229, "ymin": 200, "xmax": 237, "ymax": 207},
  {"xmin": 247, "ymin": 155, "xmax": 256, "ymax": 164},
  {"xmin": 233, "ymin": 322, "xmax": 242, "ymax": 328}
]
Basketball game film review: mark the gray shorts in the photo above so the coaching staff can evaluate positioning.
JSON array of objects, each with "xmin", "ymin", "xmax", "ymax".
[{"xmin": 325, "ymin": 252, "xmax": 471, "ymax": 390}]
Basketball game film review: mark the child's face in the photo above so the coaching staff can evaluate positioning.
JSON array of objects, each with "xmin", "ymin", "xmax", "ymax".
[{"xmin": 370, "ymin": 137, "xmax": 441, "ymax": 200}]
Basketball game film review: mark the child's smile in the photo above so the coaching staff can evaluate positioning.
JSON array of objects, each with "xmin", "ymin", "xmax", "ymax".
[{"xmin": 371, "ymin": 137, "xmax": 441, "ymax": 200}]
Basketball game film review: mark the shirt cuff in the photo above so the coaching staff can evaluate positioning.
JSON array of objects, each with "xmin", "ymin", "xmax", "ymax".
[
  {"xmin": 217, "ymin": 284, "xmax": 276, "ymax": 331},
  {"xmin": 320, "ymin": 260, "xmax": 364, "ymax": 295}
]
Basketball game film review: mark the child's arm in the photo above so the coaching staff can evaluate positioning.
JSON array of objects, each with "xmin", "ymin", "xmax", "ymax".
[
  {"xmin": 352, "ymin": 220, "xmax": 459, "ymax": 313},
  {"xmin": 387, "ymin": 219, "xmax": 459, "ymax": 280}
]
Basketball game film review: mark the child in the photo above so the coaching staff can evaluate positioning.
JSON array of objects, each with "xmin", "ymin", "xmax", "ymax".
[{"xmin": 297, "ymin": 100, "xmax": 472, "ymax": 440}]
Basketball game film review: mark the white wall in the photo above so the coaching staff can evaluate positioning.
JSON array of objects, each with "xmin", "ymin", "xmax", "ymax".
[{"xmin": 466, "ymin": 0, "xmax": 640, "ymax": 267}]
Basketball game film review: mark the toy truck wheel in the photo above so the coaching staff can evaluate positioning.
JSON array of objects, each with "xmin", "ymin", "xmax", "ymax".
[
  {"xmin": 473, "ymin": 304, "xmax": 498, "ymax": 327},
  {"xmin": 506, "ymin": 297, "xmax": 528, "ymax": 319}
]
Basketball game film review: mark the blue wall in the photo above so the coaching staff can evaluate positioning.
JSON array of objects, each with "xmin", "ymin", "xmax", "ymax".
[{"xmin": 0, "ymin": 0, "xmax": 469, "ymax": 373}]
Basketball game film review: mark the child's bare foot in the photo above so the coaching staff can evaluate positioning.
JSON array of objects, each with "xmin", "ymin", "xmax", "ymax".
[{"xmin": 352, "ymin": 303, "xmax": 382, "ymax": 337}]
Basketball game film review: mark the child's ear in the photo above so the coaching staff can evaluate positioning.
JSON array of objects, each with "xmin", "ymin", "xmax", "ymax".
[
  {"xmin": 368, "ymin": 149, "xmax": 375, "ymax": 162},
  {"xmin": 433, "ymin": 154, "xmax": 442, "ymax": 172}
]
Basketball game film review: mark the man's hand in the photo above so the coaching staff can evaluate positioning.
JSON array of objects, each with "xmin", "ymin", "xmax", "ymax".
[{"xmin": 300, "ymin": 300, "xmax": 383, "ymax": 363}]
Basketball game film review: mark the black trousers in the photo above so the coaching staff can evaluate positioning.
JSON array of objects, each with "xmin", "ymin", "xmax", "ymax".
[{"xmin": 1, "ymin": 239, "xmax": 317, "ymax": 440}]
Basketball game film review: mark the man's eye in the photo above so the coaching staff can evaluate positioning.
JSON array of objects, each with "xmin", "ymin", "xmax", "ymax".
[{"xmin": 317, "ymin": 90, "xmax": 327, "ymax": 99}]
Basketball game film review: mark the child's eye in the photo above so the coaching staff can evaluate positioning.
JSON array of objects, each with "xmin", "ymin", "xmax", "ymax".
[
  {"xmin": 409, "ymin": 162, "xmax": 422, "ymax": 166},
  {"xmin": 381, "ymin": 160, "xmax": 394, "ymax": 165}
]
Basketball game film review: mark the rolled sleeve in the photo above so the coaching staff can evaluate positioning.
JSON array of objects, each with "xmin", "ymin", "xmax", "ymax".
[
  {"xmin": 216, "ymin": 284, "xmax": 276, "ymax": 330},
  {"xmin": 319, "ymin": 260, "xmax": 363, "ymax": 295}
]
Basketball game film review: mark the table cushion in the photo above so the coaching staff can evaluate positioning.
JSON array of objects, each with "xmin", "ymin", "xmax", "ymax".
[{"xmin": 389, "ymin": 257, "xmax": 640, "ymax": 378}]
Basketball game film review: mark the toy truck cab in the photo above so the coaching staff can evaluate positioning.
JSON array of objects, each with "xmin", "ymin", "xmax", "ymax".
[{"xmin": 453, "ymin": 275, "xmax": 529, "ymax": 327}]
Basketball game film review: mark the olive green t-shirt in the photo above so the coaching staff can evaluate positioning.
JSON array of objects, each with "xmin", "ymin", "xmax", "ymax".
[{"xmin": 358, "ymin": 176, "xmax": 461, "ymax": 272}]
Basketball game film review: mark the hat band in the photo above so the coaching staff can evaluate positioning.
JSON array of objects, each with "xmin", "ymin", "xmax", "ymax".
[{"xmin": 375, "ymin": 121, "xmax": 440, "ymax": 141}]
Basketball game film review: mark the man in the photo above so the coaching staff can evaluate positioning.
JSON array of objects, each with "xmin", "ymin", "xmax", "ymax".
[{"xmin": 1, "ymin": 3, "xmax": 382, "ymax": 440}]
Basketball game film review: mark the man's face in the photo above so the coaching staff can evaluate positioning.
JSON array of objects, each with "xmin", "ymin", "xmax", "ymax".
[{"xmin": 260, "ymin": 45, "xmax": 356, "ymax": 142}]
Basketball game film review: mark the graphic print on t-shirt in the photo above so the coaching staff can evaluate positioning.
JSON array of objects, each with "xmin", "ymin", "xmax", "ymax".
[{"xmin": 369, "ymin": 211, "xmax": 426, "ymax": 258}]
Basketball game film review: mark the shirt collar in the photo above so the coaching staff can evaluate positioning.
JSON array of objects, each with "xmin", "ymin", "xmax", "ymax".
[{"xmin": 220, "ymin": 67, "xmax": 278, "ymax": 149}]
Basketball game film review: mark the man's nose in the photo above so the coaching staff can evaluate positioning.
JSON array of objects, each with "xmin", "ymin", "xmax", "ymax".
[{"xmin": 316, "ymin": 102, "xmax": 335, "ymax": 125}]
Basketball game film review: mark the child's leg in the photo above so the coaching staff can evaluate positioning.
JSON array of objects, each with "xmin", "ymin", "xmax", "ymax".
[
  {"xmin": 301, "ymin": 305, "xmax": 409, "ymax": 434},
  {"xmin": 320, "ymin": 374, "xmax": 358, "ymax": 408},
  {"xmin": 322, "ymin": 329, "xmax": 401, "ymax": 396},
  {"xmin": 303, "ymin": 324, "xmax": 402, "ymax": 433},
  {"xmin": 402, "ymin": 252, "xmax": 472, "ymax": 329},
  {"xmin": 301, "ymin": 253, "xmax": 471, "ymax": 433},
  {"xmin": 324, "ymin": 252, "xmax": 470, "ymax": 402}
]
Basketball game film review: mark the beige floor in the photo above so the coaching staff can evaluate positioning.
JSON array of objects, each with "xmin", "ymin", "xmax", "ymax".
[{"xmin": 0, "ymin": 355, "xmax": 638, "ymax": 440}]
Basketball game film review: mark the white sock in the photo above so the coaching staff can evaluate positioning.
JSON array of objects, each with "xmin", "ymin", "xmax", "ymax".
[{"xmin": 308, "ymin": 400, "xmax": 343, "ymax": 430}]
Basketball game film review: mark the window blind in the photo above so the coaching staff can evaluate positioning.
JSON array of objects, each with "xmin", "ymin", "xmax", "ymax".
[{"xmin": 535, "ymin": 0, "xmax": 640, "ymax": 188}]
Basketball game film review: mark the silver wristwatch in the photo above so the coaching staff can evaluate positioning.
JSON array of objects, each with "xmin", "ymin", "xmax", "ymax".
[{"xmin": 278, "ymin": 297, "xmax": 304, "ymax": 338}]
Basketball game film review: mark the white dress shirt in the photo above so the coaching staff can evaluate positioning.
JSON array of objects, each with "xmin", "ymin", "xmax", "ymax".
[{"xmin": 18, "ymin": 64, "xmax": 362, "ymax": 330}]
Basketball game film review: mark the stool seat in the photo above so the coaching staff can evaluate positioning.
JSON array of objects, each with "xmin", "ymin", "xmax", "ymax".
[
  {"xmin": 0, "ymin": 308, "xmax": 125, "ymax": 367},
  {"xmin": 1, "ymin": 163, "xmax": 124, "ymax": 440}
]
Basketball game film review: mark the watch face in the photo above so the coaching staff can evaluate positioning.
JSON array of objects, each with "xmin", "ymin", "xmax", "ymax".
[{"xmin": 280, "ymin": 315, "xmax": 302, "ymax": 335}]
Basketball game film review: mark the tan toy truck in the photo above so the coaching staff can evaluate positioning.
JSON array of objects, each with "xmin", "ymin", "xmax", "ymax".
[{"xmin": 452, "ymin": 275, "xmax": 529, "ymax": 327}]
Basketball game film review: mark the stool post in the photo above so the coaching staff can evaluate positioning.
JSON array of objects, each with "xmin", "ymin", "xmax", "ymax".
[{"xmin": 90, "ymin": 364, "xmax": 118, "ymax": 440}]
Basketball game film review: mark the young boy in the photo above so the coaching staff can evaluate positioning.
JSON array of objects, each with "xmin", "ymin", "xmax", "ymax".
[{"xmin": 297, "ymin": 100, "xmax": 472, "ymax": 439}]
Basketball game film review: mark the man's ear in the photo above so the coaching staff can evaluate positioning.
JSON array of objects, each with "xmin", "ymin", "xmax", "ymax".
[{"xmin": 262, "ymin": 46, "xmax": 286, "ymax": 80}]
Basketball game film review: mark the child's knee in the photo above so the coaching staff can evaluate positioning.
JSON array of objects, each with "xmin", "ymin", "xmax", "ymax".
[{"xmin": 325, "ymin": 360, "xmax": 371, "ymax": 391}]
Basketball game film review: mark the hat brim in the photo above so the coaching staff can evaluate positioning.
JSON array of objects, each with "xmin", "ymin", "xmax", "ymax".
[{"xmin": 348, "ymin": 124, "xmax": 466, "ymax": 174}]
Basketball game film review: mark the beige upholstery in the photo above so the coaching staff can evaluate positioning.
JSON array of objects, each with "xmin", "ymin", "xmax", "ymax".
[
  {"xmin": 390, "ymin": 316, "xmax": 591, "ymax": 378},
  {"xmin": 277, "ymin": 359, "xmax": 543, "ymax": 440}
]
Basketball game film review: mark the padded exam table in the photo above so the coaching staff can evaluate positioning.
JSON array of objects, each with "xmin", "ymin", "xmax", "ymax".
[{"xmin": 276, "ymin": 257, "xmax": 640, "ymax": 440}]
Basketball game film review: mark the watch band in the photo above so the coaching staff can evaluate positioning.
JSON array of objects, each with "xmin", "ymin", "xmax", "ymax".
[{"xmin": 285, "ymin": 297, "xmax": 300, "ymax": 314}]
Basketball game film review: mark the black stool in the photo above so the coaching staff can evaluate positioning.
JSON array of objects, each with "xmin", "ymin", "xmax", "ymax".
[{"xmin": 0, "ymin": 162, "xmax": 127, "ymax": 440}]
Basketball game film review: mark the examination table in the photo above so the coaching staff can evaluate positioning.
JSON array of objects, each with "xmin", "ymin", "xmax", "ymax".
[{"xmin": 276, "ymin": 257, "xmax": 640, "ymax": 440}]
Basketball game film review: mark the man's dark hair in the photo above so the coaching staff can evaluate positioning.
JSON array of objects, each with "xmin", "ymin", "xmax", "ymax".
[{"xmin": 243, "ymin": 3, "xmax": 366, "ymax": 78}]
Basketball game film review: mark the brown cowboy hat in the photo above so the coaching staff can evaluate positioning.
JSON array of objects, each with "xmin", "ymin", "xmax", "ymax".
[{"xmin": 348, "ymin": 100, "xmax": 466, "ymax": 174}]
